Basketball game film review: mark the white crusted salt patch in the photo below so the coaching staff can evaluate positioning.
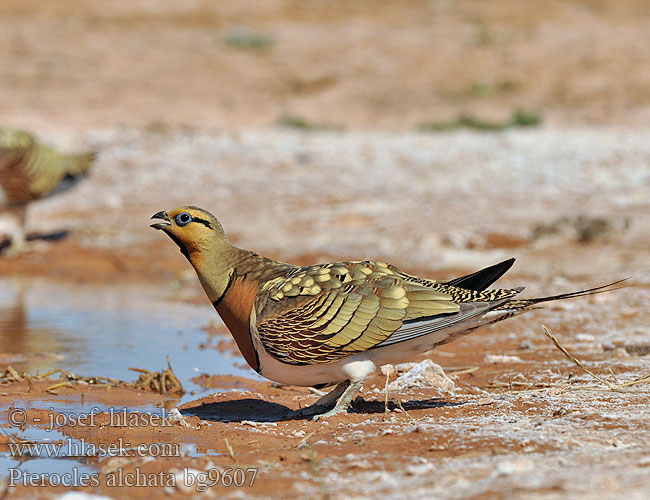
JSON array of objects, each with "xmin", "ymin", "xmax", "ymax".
[
  {"xmin": 389, "ymin": 359, "xmax": 455, "ymax": 392},
  {"xmin": 405, "ymin": 461, "xmax": 437, "ymax": 476},
  {"xmin": 615, "ymin": 347, "xmax": 632, "ymax": 358},
  {"xmin": 380, "ymin": 364, "xmax": 396, "ymax": 377},
  {"xmin": 484, "ymin": 354, "xmax": 524, "ymax": 364},
  {"xmin": 56, "ymin": 493, "xmax": 116, "ymax": 500},
  {"xmin": 167, "ymin": 408, "xmax": 191, "ymax": 428},
  {"xmin": 344, "ymin": 455, "xmax": 372, "ymax": 469},
  {"xmin": 173, "ymin": 468, "xmax": 205, "ymax": 492},
  {"xmin": 494, "ymin": 458, "xmax": 535, "ymax": 477},
  {"xmin": 393, "ymin": 362, "xmax": 416, "ymax": 372}
]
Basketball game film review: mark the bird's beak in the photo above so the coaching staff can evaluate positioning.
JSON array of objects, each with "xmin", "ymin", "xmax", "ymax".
[{"xmin": 150, "ymin": 211, "xmax": 171, "ymax": 230}]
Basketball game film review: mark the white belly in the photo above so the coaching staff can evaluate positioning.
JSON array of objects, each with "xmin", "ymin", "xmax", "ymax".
[{"xmin": 251, "ymin": 312, "xmax": 506, "ymax": 387}]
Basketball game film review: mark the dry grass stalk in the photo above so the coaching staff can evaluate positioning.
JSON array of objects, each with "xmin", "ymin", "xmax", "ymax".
[
  {"xmin": 7, "ymin": 366, "xmax": 22, "ymax": 381},
  {"xmin": 2, "ymin": 358, "xmax": 184, "ymax": 396},
  {"xmin": 433, "ymin": 350, "xmax": 456, "ymax": 357},
  {"xmin": 379, "ymin": 367, "xmax": 415, "ymax": 419},
  {"xmin": 383, "ymin": 369, "xmax": 391, "ymax": 413},
  {"xmin": 46, "ymin": 381, "xmax": 70, "ymax": 394},
  {"xmin": 308, "ymin": 387, "xmax": 326, "ymax": 397},
  {"xmin": 445, "ymin": 365, "xmax": 480, "ymax": 376},
  {"xmin": 482, "ymin": 380, "xmax": 559, "ymax": 390},
  {"xmin": 542, "ymin": 326, "xmax": 612, "ymax": 386},
  {"xmin": 224, "ymin": 437, "xmax": 238, "ymax": 465},
  {"xmin": 395, "ymin": 399, "xmax": 415, "ymax": 421},
  {"xmin": 295, "ymin": 431, "xmax": 316, "ymax": 449},
  {"xmin": 542, "ymin": 325, "xmax": 650, "ymax": 393},
  {"xmin": 2, "ymin": 366, "xmax": 122, "ymax": 394},
  {"xmin": 127, "ymin": 356, "xmax": 184, "ymax": 396},
  {"xmin": 127, "ymin": 366, "xmax": 184, "ymax": 395}
]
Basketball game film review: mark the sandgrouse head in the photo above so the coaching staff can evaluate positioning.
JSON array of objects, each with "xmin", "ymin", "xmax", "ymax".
[{"xmin": 151, "ymin": 206, "xmax": 227, "ymax": 258}]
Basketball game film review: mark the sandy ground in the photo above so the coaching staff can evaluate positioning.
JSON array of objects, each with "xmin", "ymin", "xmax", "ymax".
[{"xmin": 1, "ymin": 1, "xmax": 650, "ymax": 499}]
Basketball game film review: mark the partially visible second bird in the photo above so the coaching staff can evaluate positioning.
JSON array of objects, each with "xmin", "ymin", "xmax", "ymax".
[{"xmin": 0, "ymin": 127, "xmax": 96, "ymax": 255}]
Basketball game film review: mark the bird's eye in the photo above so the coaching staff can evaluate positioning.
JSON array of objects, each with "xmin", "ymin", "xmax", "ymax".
[{"xmin": 175, "ymin": 212, "xmax": 193, "ymax": 226}]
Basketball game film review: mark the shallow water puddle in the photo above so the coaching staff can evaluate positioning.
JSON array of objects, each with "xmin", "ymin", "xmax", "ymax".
[
  {"xmin": 0, "ymin": 277, "xmax": 255, "ymax": 475},
  {"xmin": 0, "ymin": 413, "xmax": 225, "ymax": 481},
  {"xmin": 0, "ymin": 277, "xmax": 254, "ymax": 400}
]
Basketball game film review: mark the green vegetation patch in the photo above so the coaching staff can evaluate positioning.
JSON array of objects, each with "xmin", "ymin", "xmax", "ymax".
[
  {"xmin": 277, "ymin": 113, "xmax": 344, "ymax": 131},
  {"xmin": 224, "ymin": 28, "xmax": 274, "ymax": 50},
  {"xmin": 418, "ymin": 108, "xmax": 542, "ymax": 132}
]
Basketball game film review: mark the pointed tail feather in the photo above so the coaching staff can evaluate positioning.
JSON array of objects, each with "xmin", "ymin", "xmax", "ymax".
[
  {"xmin": 445, "ymin": 258, "xmax": 516, "ymax": 291},
  {"xmin": 497, "ymin": 278, "xmax": 629, "ymax": 311}
]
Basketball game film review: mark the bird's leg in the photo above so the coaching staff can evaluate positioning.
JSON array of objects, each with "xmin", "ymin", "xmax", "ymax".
[
  {"xmin": 302, "ymin": 359, "xmax": 375, "ymax": 420},
  {"xmin": 311, "ymin": 378, "xmax": 366, "ymax": 421},
  {"xmin": 4, "ymin": 207, "xmax": 27, "ymax": 258},
  {"xmin": 10, "ymin": 225, "xmax": 26, "ymax": 255},
  {"xmin": 293, "ymin": 380, "xmax": 350, "ymax": 419}
]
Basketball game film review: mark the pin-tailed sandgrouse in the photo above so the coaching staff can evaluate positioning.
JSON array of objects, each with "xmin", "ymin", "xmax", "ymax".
[{"xmin": 152, "ymin": 206, "xmax": 622, "ymax": 419}]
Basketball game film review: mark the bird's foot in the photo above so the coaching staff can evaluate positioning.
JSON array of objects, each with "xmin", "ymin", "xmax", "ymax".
[
  {"xmin": 1, "ymin": 226, "xmax": 27, "ymax": 258},
  {"xmin": 310, "ymin": 404, "xmax": 348, "ymax": 421},
  {"xmin": 300, "ymin": 378, "xmax": 366, "ymax": 421},
  {"xmin": 292, "ymin": 381, "xmax": 349, "ymax": 419},
  {"xmin": 2, "ymin": 243, "xmax": 26, "ymax": 259},
  {"xmin": 292, "ymin": 402, "xmax": 337, "ymax": 420}
]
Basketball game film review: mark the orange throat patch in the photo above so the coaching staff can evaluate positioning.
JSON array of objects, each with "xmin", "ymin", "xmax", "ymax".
[{"xmin": 214, "ymin": 275, "xmax": 260, "ymax": 372}]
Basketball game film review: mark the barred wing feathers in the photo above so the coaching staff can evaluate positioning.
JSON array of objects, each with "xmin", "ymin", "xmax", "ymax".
[{"xmin": 253, "ymin": 260, "xmax": 521, "ymax": 365}]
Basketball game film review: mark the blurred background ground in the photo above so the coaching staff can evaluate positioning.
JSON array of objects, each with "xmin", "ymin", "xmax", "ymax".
[
  {"xmin": 2, "ymin": 0, "xmax": 650, "ymax": 131},
  {"xmin": 1, "ymin": 2, "xmax": 650, "ymax": 499},
  {"xmin": 1, "ymin": 0, "xmax": 649, "ymax": 282}
]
